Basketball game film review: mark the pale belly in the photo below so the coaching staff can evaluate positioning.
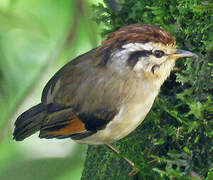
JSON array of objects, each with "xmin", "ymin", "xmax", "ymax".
[{"xmin": 76, "ymin": 90, "xmax": 158, "ymax": 145}]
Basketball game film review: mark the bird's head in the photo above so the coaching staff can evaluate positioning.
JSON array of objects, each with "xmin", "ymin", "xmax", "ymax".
[{"xmin": 98, "ymin": 24, "xmax": 197, "ymax": 83}]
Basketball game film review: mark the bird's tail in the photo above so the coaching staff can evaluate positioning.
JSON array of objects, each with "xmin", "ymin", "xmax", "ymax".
[{"xmin": 13, "ymin": 103, "xmax": 47, "ymax": 141}]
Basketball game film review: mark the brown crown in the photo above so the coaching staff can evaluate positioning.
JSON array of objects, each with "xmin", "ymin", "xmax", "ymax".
[
  {"xmin": 102, "ymin": 24, "xmax": 176, "ymax": 49},
  {"xmin": 97, "ymin": 24, "xmax": 176, "ymax": 66}
]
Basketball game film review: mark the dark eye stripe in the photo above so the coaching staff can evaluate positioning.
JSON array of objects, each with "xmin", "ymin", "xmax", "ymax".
[{"xmin": 127, "ymin": 50, "xmax": 152, "ymax": 68}]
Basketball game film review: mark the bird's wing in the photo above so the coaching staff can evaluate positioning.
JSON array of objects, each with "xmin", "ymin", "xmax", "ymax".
[
  {"xmin": 39, "ymin": 104, "xmax": 118, "ymax": 140},
  {"xmin": 39, "ymin": 106, "xmax": 87, "ymax": 139},
  {"xmin": 39, "ymin": 49, "xmax": 126, "ymax": 139}
]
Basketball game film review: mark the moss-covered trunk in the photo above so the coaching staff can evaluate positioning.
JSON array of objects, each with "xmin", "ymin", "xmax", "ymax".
[
  {"xmin": 81, "ymin": 145, "xmax": 133, "ymax": 179},
  {"xmin": 81, "ymin": 0, "xmax": 213, "ymax": 179},
  {"xmin": 81, "ymin": 126, "xmax": 169, "ymax": 180}
]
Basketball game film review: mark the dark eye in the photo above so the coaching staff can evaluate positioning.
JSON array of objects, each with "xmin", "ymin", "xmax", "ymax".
[{"xmin": 153, "ymin": 50, "xmax": 165, "ymax": 58}]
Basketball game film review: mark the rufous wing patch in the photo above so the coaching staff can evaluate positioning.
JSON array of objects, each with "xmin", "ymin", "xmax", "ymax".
[
  {"xmin": 49, "ymin": 116, "xmax": 85, "ymax": 135},
  {"xmin": 39, "ymin": 114, "xmax": 86, "ymax": 138}
]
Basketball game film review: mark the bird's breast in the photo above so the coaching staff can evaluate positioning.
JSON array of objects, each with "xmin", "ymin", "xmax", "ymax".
[{"xmin": 77, "ymin": 87, "xmax": 159, "ymax": 145}]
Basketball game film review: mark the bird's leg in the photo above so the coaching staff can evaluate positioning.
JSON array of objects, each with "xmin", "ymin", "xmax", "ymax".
[
  {"xmin": 105, "ymin": 143, "xmax": 139, "ymax": 176},
  {"xmin": 105, "ymin": 143, "xmax": 135, "ymax": 167}
]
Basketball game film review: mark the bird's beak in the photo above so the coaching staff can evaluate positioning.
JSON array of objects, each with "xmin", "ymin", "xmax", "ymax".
[{"xmin": 171, "ymin": 49, "xmax": 198, "ymax": 59}]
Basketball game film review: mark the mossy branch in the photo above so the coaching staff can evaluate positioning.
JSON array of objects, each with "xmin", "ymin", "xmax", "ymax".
[{"xmin": 82, "ymin": 0, "xmax": 213, "ymax": 179}]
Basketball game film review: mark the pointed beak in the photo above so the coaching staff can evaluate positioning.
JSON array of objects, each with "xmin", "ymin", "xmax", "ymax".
[{"xmin": 171, "ymin": 49, "xmax": 198, "ymax": 59}]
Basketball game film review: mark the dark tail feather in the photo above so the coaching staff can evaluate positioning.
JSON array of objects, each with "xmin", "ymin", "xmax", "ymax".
[{"xmin": 13, "ymin": 103, "xmax": 47, "ymax": 141}]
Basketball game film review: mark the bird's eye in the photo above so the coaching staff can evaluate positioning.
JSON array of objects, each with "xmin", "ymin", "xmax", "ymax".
[{"xmin": 153, "ymin": 50, "xmax": 165, "ymax": 58}]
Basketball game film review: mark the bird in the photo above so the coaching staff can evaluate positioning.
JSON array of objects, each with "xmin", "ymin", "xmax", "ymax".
[{"xmin": 13, "ymin": 24, "xmax": 197, "ymax": 175}]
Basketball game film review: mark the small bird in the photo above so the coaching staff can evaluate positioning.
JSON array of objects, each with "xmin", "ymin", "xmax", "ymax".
[{"xmin": 13, "ymin": 24, "xmax": 197, "ymax": 175}]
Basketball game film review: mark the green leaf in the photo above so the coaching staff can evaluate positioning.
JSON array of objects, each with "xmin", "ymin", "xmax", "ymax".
[{"xmin": 188, "ymin": 102, "xmax": 203, "ymax": 119}]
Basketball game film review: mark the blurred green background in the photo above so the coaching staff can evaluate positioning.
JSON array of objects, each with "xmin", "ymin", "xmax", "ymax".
[{"xmin": 0, "ymin": 0, "xmax": 102, "ymax": 179}]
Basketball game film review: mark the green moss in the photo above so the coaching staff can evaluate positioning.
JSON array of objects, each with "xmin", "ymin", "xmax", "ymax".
[{"xmin": 82, "ymin": 0, "xmax": 213, "ymax": 179}]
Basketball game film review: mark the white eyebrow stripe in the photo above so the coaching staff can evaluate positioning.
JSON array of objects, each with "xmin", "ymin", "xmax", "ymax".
[
  {"xmin": 121, "ymin": 42, "xmax": 177, "ymax": 56},
  {"xmin": 122, "ymin": 42, "xmax": 155, "ymax": 52}
]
